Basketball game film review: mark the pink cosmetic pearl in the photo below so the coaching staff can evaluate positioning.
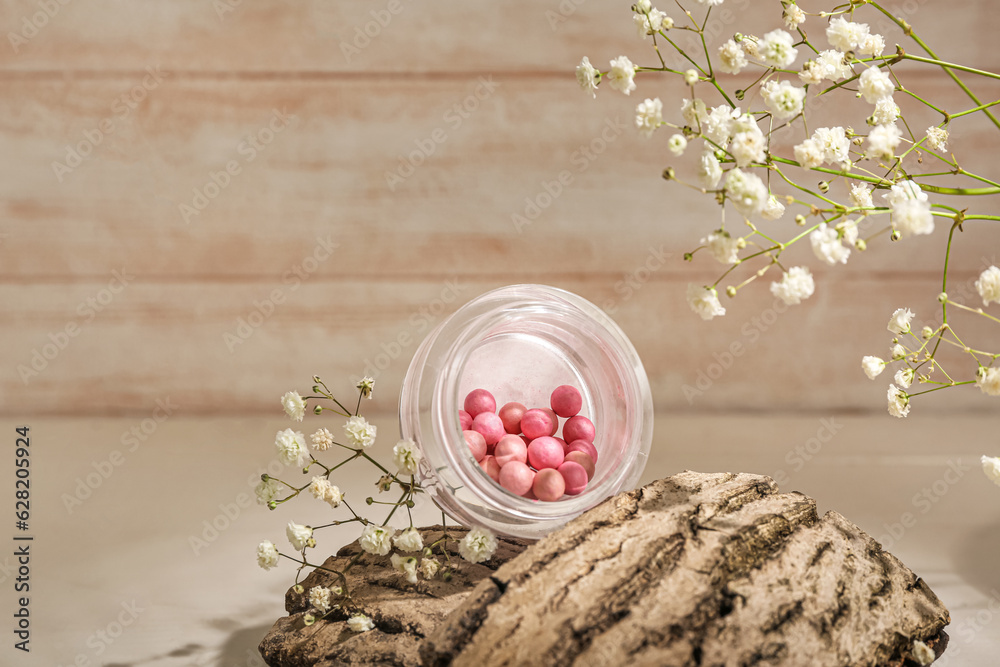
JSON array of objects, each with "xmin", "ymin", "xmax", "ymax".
[
  {"xmin": 472, "ymin": 412, "xmax": 505, "ymax": 446},
  {"xmin": 458, "ymin": 410, "xmax": 473, "ymax": 431},
  {"xmin": 562, "ymin": 415, "xmax": 595, "ymax": 444},
  {"xmin": 479, "ymin": 455, "xmax": 501, "ymax": 482},
  {"xmin": 521, "ymin": 409, "xmax": 556, "ymax": 440},
  {"xmin": 463, "ymin": 388, "xmax": 497, "ymax": 418},
  {"xmin": 557, "ymin": 461, "xmax": 588, "ymax": 495},
  {"xmin": 565, "ymin": 439, "xmax": 598, "ymax": 464},
  {"xmin": 499, "ymin": 461, "xmax": 535, "ymax": 496},
  {"xmin": 498, "ymin": 402, "xmax": 527, "ymax": 434},
  {"xmin": 527, "ymin": 436, "xmax": 565, "ymax": 470},
  {"xmin": 540, "ymin": 408, "xmax": 559, "ymax": 436},
  {"xmin": 533, "ymin": 468, "xmax": 566, "ymax": 502},
  {"xmin": 550, "ymin": 385, "xmax": 583, "ymax": 418},
  {"xmin": 564, "ymin": 451, "xmax": 595, "ymax": 480},
  {"xmin": 463, "ymin": 430, "xmax": 487, "ymax": 462},
  {"xmin": 494, "ymin": 435, "xmax": 528, "ymax": 467}
]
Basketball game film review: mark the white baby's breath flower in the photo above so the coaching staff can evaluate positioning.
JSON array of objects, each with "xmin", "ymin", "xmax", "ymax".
[
  {"xmin": 859, "ymin": 33, "xmax": 886, "ymax": 57},
  {"xmin": 816, "ymin": 50, "xmax": 854, "ymax": 80},
  {"xmin": 576, "ymin": 56, "xmax": 599, "ymax": 98},
  {"xmin": 850, "ymin": 182, "xmax": 874, "ymax": 209},
  {"xmin": 871, "ymin": 97, "xmax": 900, "ymax": 126},
  {"xmin": 887, "ymin": 384, "xmax": 910, "ymax": 418},
  {"xmin": 742, "ymin": 36, "xmax": 759, "ymax": 58},
  {"xmin": 925, "ymin": 126, "xmax": 949, "ymax": 152},
  {"xmin": 360, "ymin": 524, "xmax": 396, "ymax": 556},
  {"xmin": 634, "ymin": 8, "xmax": 670, "ymax": 38},
  {"xmin": 275, "ymin": 429, "xmax": 308, "ymax": 467},
  {"xmin": 975, "ymin": 266, "xmax": 1000, "ymax": 306},
  {"xmin": 309, "ymin": 586, "xmax": 332, "ymax": 613},
  {"xmin": 725, "ymin": 168, "xmax": 768, "ymax": 218},
  {"xmin": 255, "ymin": 477, "xmax": 282, "ymax": 506},
  {"xmin": 419, "ymin": 557, "xmax": 440, "ymax": 579},
  {"xmin": 694, "ymin": 0, "xmax": 724, "ymax": 5},
  {"xmin": 798, "ymin": 60, "xmax": 824, "ymax": 86},
  {"xmin": 794, "ymin": 138, "xmax": 824, "ymax": 168},
  {"xmin": 634, "ymin": 0, "xmax": 651, "ymax": 11},
  {"xmin": 393, "ymin": 527, "xmax": 424, "ymax": 552},
  {"xmin": 606, "ymin": 55, "xmax": 637, "ymax": 95},
  {"xmin": 286, "ymin": 522, "xmax": 313, "ymax": 551},
  {"xmin": 281, "ymin": 391, "xmax": 306, "ymax": 421},
  {"xmin": 761, "ymin": 79, "xmax": 805, "ymax": 120},
  {"xmin": 761, "ymin": 194, "xmax": 786, "ymax": 220},
  {"xmin": 257, "ymin": 540, "xmax": 279, "ymax": 570},
  {"xmin": 356, "ymin": 376, "xmax": 375, "ymax": 399},
  {"xmin": 812, "ymin": 126, "xmax": 850, "ymax": 164},
  {"xmin": 668, "ymin": 134, "xmax": 687, "ymax": 156},
  {"xmin": 685, "ymin": 68, "xmax": 701, "ymax": 85},
  {"xmin": 977, "ymin": 367, "xmax": 1000, "ymax": 397},
  {"xmin": 982, "ymin": 455, "xmax": 1000, "ymax": 486},
  {"xmin": 730, "ymin": 126, "xmax": 766, "ymax": 168},
  {"xmin": 838, "ymin": 219, "xmax": 859, "ymax": 246},
  {"xmin": 783, "ymin": 4, "xmax": 805, "ymax": 30},
  {"xmin": 459, "ymin": 527, "xmax": 498, "ymax": 564},
  {"xmin": 758, "ymin": 29, "xmax": 798, "ymax": 68},
  {"xmin": 308, "ymin": 476, "xmax": 343, "ymax": 508},
  {"xmin": 887, "ymin": 307, "xmax": 915, "ymax": 334},
  {"xmin": 810, "ymin": 223, "xmax": 851, "ymax": 265},
  {"xmin": 891, "ymin": 343, "xmax": 907, "ymax": 361},
  {"xmin": 635, "ymin": 97, "xmax": 663, "ymax": 138},
  {"xmin": 344, "ymin": 415, "xmax": 376, "ymax": 448},
  {"xmin": 681, "ymin": 98, "xmax": 708, "ymax": 127},
  {"xmin": 390, "ymin": 553, "xmax": 419, "ymax": 584},
  {"xmin": 859, "ymin": 65, "xmax": 895, "ymax": 104},
  {"xmin": 769, "ymin": 266, "xmax": 815, "ymax": 306},
  {"xmin": 701, "ymin": 231, "xmax": 741, "ymax": 264},
  {"xmin": 826, "ymin": 16, "xmax": 870, "ymax": 52},
  {"xmin": 885, "ymin": 180, "xmax": 933, "ymax": 237},
  {"xmin": 702, "ymin": 104, "xmax": 738, "ymax": 146},
  {"xmin": 392, "ymin": 438, "xmax": 422, "ymax": 475},
  {"xmin": 687, "ymin": 284, "xmax": 726, "ymax": 320},
  {"xmin": 347, "ymin": 614, "xmax": 374, "ymax": 633},
  {"xmin": 310, "ymin": 427, "xmax": 334, "ymax": 451},
  {"xmin": 862, "ymin": 356, "xmax": 885, "ymax": 380},
  {"xmin": 894, "ymin": 367, "xmax": 915, "ymax": 389},
  {"xmin": 718, "ymin": 39, "xmax": 748, "ymax": 74},
  {"xmin": 697, "ymin": 151, "xmax": 723, "ymax": 189},
  {"xmin": 911, "ymin": 640, "xmax": 935, "ymax": 666},
  {"xmin": 866, "ymin": 123, "xmax": 902, "ymax": 162}
]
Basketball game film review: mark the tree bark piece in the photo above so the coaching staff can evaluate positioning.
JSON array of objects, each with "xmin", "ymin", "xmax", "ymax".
[{"xmin": 260, "ymin": 472, "xmax": 950, "ymax": 667}]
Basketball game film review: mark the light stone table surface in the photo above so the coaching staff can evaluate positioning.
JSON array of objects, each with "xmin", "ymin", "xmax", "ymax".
[{"xmin": 1, "ymin": 413, "xmax": 997, "ymax": 666}]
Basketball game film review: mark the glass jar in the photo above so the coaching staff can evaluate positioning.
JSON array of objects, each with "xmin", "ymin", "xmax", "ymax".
[{"xmin": 399, "ymin": 284, "xmax": 653, "ymax": 540}]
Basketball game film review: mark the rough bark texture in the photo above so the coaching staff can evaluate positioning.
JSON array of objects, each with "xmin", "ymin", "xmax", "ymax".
[{"xmin": 261, "ymin": 472, "xmax": 950, "ymax": 667}]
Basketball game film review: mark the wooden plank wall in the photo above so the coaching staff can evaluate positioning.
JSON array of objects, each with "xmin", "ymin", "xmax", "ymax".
[{"xmin": 1, "ymin": 0, "xmax": 998, "ymax": 416}]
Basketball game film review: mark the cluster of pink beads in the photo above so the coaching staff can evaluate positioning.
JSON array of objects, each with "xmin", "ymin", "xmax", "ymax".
[{"xmin": 459, "ymin": 385, "xmax": 597, "ymax": 502}]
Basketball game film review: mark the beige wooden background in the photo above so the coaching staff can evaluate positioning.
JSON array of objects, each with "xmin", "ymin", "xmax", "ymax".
[{"xmin": 2, "ymin": 0, "xmax": 999, "ymax": 418}]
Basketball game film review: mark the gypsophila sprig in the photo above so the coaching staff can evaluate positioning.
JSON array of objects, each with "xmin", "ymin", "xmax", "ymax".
[
  {"xmin": 253, "ymin": 373, "xmax": 502, "ymax": 605},
  {"xmin": 578, "ymin": 0, "xmax": 1000, "ymax": 421}
]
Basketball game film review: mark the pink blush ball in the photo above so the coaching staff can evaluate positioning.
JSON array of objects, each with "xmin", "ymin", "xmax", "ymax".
[
  {"xmin": 458, "ymin": 410, "xmax": 473, "ymax": 431},
  {"xmin": 540, "ymin": 408, "xmax": 560, "ymax": 435},
  {"xmin": 533, "ymin": 468, "xmax": 566, "ymax": 502},
  {"xmin": 564, "ymin": 451, "xmax": 595, "ymax": 480},
  {"xmin": 499, "ymin": 461, "xmax": 535, "ymax": 496},
  {"xmin": 463, "ymin": 388, "xmax": 497, "ymax": 418},
  {"xmin": 472, "ymin": 411, "xmax": 505, "ymax": 446},
  {"xmin": 521, "ymin": 408, "xmax": 557, "ymax": 440},
  {"xmin": 463, "ymin": 430, "xmax": 487, "ymax": 462},
  {"xmin": 562, "ymin": 415, "xmax": 595, "ymax": 444},
  {"xmin": 527, "ymin": 436, "xmax": 565, "ymax": 470},
  {"xmin": 557, "ymin": 461, "xmax": 588, "ymax": 495},
  {"xmin": 494, "ymin": 434, "xmax": 528, "ymax": 467},
  {"xmin": 550, "ymin": 385, "xmax": 583, "ymax": 418},
  {"xmin": 498, "ymin": 402, "xmax": 527, "ymax": 434},
  {"xmin": 566, "ymin": 439, "xmax": 598, "ymax": 464},
  {"xmin": 479, "ymin": 455, "xmax": 501, "ymax": 482}
]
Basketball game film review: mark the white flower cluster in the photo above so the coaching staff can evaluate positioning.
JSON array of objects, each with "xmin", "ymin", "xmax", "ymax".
[
  {"xmin": 308, "ymin": 476, "xmax": 343, "ymax": 508},
  {"xmin": 392, "ymin": 438, "xmax": 422, "ymax": 475},
  {"xmin": 343, "ymin": 415, "xmax": 377, "ymax": 448}
]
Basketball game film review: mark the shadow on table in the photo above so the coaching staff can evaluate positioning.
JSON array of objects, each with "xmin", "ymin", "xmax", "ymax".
[
  {"xmin": 952, "ymin": 518, "xmax": 1000, "ymax": 598},
  {"xmin": 216, "ymin": 623, "xmax": 275, "ymax": 666}
]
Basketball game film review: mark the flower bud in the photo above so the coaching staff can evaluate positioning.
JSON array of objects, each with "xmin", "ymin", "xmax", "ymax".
[
  {"xmin": 683, "ymin": 252, "xmax": 693, "ymax": 262},
  {"xmin": 735, "ymin": 89, "xmax": 745, "ymax": 100},
  {"xmin": 313, "ymin": 405, "xmax": 323, "ymax": 415},
  {"xmin": 303, "ymin": 613, "xmax": 316, "ymax": 626},
  {"xmin": 854, "ymin": 239, "xmax": 867, "ymax": 251},
  {"xmin": 366, "ymin": 496, "xmax": 374, "ymax": 505},
  {"xmin": 725, "ymin": 286, "xmax": 737, "ymax": 297},
  {"xmin": 890, "ymin": 230, "xmax": 901, "ymax": 241},
  {"xmin": 795, "ymin": 214, "xmax": 806, "ymax": 226},
  {"xmin": 662, "ymin": 167, "xmax": 675, "ymax": 180},
  {"xmin": 818, "ymin": 181, "xmax": 830, "ymax": 193},
  {"xmin": 293, "ymin": 584, "xmax": 304, "ymax": 594},
  {"xmin": 268, "ymin": 500, "xmax": 278, "ymax": 510},
  {"xmin": 921, "ymin": 326, "xmax": 933, "ymax": 339},
  {"xmin": 312, "ymin": 375, "xmax": 321, "ymax": 383},
  {"xmin": 684, "ymin": 69, "xmax": 699, "ymax": 85},
  {"xmin": 937, "ymin": 292, "xmax": 948, "ymax": 303},
  {"xmin": 261, "ymin": 473, "xmax": 270, "ymax": 481},
  {"xmin": 312, "ymin": 385, "xmax": 321, "ymax": 393}
]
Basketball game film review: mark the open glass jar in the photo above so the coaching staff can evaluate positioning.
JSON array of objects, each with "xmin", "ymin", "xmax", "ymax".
[{"xmin": 399, "ymin": 284, "xmax": 653, "ymax": 539}]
